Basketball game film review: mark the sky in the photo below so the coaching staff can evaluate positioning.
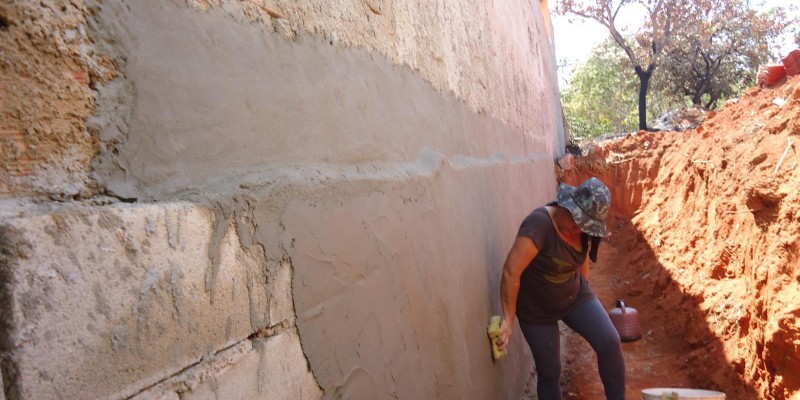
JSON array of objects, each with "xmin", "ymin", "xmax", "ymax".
[{"xmin": 549, "ymin": 0, "xmax": 799, "ymax": 87}]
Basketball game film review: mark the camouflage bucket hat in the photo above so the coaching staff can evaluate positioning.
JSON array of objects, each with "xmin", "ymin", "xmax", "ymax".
[{"xmin": 556, "ymin": 177, "xmax": 611, "ymax": 237}]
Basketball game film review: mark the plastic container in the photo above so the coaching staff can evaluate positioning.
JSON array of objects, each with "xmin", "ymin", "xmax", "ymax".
[
  {"xmin": 641, "ymin": 388, "xmax": 726, "ymax": 399},
  {"xmin": 757, "ymin": 64, "xmax": 787, "ymax": 87},
  {"xmin": 783, "ymin": 49, "xmax": 800, "ymax": 76},
  {"xmin": 607, "ymin": 299, "xmax": 642, "ymax": 342}
]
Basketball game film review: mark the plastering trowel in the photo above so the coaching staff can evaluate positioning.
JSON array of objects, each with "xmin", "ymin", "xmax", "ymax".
[{"xmin": 487, "ymin": 315, "xmax": 507, "ymax": 361}]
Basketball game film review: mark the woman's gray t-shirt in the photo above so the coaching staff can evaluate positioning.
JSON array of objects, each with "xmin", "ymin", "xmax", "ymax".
[{"xmin": 516, "ymin": 207, "xmax": 597, "ymax": 324}]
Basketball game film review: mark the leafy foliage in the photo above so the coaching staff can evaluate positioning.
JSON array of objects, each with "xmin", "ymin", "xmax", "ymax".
[
  {"xmin": 562, "ymin": 40, "xmax": 678, "ymax": 139},
  {"xmin": 556, "ymin": 0, "xmax": 705, "ymax": 130},
  {"xmin": 654, "ymin": 0, "xmax": 789, "ymax": 109},
  {"xmin": 561, "ymin": 41, "xmax": 638, "ymax": 139},
  {"xmin": 556, "ymin": 0, "xmax": 795, "ymax": 130}
]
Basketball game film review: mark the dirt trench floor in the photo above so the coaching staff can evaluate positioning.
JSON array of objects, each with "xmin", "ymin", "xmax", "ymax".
[
  {"xmin": 556, "ymin": 74, "xmax": 800, "ymax": 400},
  {"xmin": 562, "ymin": 224, "xmax": 738, "ymax": 399}
]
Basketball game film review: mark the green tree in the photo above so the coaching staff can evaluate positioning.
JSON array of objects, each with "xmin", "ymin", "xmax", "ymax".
[
  {"xmin": 556, "ymin": 0, "xmax": 706, "ymax": 130},
  {"xmin": 655, "ymin": 1, "xmax": 788, "ymax": 109},
  {"xmin": 562, "ymin": 39, "xmax": 677, "ymax": 139},
  {"xmin": 562, "ymin": 40, "xmax": 638, "ymax": 139}
]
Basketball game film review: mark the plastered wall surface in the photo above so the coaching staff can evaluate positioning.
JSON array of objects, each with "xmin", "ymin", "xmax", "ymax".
[
  {"xmin": 1, "ymin": 163, "xmax": 551, "ymax": 400},
  {"xmin": 0, "ymin": 0, "xmax": 565, "ymax": 399},
  {"xmin": 88, "ymin": 0, "xmax": 560, "ymax": 200},
  {"xmin": 278, "ymin": 162, "xmax": 551, "ymax": 399},
  {"xmin": 1, "ymin": 0, "xmax": 561, "ymax": 198}
]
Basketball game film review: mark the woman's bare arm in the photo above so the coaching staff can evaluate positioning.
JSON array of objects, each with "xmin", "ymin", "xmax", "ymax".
[{"xmin": 497, "ymin": 236, "xmax": 538, "ymax": 351}]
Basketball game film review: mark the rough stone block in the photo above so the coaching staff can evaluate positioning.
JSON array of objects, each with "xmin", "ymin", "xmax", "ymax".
[
  {"xmin": 133, "ymin": 390, "xmax": 181, "ymax": 400},
  {"xmin": 181, "ymin": 328, "xmax": 322, "ymax": 400},
  {"xmin": 268, "ymin": 259, "xmax": 295, "ymax": 324},
  {"xmin": 129, "ymin": 340, "xmax": 253, "ymax": 400},
  {"xmin": 0, "ymin": 202, "xmax": 269, "ymax": 400}
]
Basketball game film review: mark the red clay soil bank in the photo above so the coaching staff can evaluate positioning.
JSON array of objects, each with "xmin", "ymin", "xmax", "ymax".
[{"xmin": 557, "ymin": 75, "xmax": 800, "ymax": 399}]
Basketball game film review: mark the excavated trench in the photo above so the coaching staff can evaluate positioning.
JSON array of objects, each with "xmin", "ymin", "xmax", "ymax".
[{"xmin": 554, "ymin": 75, "xmax": 800, "ymax": 400}]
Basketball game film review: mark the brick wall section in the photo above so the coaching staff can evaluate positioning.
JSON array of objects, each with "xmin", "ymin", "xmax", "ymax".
[{"xmin": 0, "ymin": 2, "xmax": 116, "ymax": 198}]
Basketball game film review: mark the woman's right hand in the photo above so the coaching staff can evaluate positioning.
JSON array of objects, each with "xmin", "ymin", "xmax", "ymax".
[{"xmin": 496, "ymin": 317, "xmax": 513, "ymax": 351}]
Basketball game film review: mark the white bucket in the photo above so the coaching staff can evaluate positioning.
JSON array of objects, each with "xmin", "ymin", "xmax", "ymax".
[{"xmin": 641, "ymin": 388, "xmax": 726, "ymax": 400}]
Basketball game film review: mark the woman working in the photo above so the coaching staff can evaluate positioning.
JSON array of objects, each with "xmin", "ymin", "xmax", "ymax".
[{"xmin": 496, "ymin": 177, "xmax": 625, "ymax": 400}]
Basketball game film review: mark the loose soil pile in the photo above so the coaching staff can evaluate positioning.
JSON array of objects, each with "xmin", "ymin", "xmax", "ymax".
[{"xmin": 557, "ymin": 75, "xmax": 800, "ymax": 399}]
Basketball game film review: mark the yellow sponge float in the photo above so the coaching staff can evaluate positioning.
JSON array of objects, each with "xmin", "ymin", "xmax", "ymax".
[{"xmin": 487, "ymin": 315, "xmax": 507, "ymax": 361}]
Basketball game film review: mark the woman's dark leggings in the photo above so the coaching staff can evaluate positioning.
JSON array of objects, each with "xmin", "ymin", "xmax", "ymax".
[{"xmin": 519, "ymin": 299, "xmax": 626, "ymax": 400}]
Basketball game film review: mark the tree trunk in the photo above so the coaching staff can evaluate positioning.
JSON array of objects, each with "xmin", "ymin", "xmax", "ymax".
[
  {"xmin": 705, "ymin": 95, "xmax": 718, "ymax": 110},
  {"xmin": 692, "ymin": 56, "xmax": 715, "ymax": 107},
  {"xmin": 692, "ymin": 79, "xmax": 708, "ymax": 107},
  {"xmin": 635, "ymin": 65, "xmax": 654, "ymax": 131}
]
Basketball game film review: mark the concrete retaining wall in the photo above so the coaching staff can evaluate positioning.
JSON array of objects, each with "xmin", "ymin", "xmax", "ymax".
[{"xmin": 0, "ymin": 0, "xmax": 565, "ymax": 398}]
